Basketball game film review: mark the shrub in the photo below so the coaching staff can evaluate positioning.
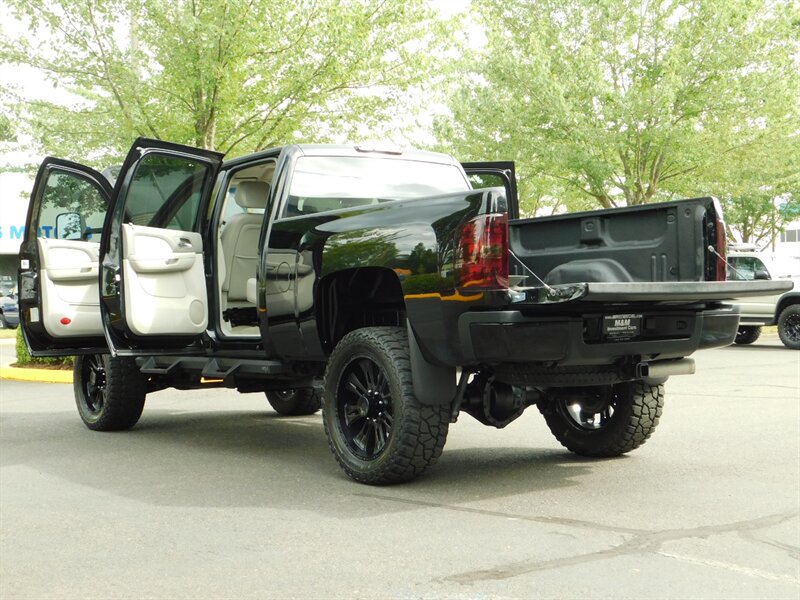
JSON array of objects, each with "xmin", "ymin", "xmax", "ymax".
[{"xmin": 14, "ymin": 327, "xmax": 73, "ymax": 369}]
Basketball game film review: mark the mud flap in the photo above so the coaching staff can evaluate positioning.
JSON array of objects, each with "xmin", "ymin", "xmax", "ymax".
[{"xmin": 407, "ymin": 321, "xmax": 456, "ymax": 406}]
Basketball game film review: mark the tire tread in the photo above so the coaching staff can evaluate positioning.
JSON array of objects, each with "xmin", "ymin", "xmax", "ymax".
[
  {"xmin": 74, "ymin": 354, "xmax": 146, "ymax": 431},
  {"xmin": 323, "ymin": 327, "xmax": 449, "ymax": 485},
  {"xmin": 538, "ymin": 381, "xmax": 664, "ymax": 457},
  {"xmin": 266, "ymin": 388, "xmax": 322, "ymax": 416},
  {"xmin": 734, "ymin": 326, "xmax": 762, "ymax": 345}
]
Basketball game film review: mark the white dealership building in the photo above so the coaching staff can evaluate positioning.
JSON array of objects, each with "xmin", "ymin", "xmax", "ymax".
[{"xmin": 0, "ymin": 171, "xmax": 35, "ymax": 290}]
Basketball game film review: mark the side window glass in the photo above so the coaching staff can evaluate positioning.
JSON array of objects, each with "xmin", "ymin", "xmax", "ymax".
[
  {"xmin": 728, "ymin": 257, "xmax": 766, "ymax": 281},
  {"xmin": 734, "ymin": 258, "xmax": 753, "ymax": 280},
  {"xmin": 40, "ymin": 171, "xmax": 108, "ymax": 241},
  {"xmin": 124, "ymin": 153, "xmax": 210, "ymax": 232},
  {"xmin": 219, "ymin": 160, "xmax": 275, "ymax": 231},
  {"xmin": 465, "ymin": 170, "xmax": 514, "ymax": 211},
  {"xmin": 468, "ymin": 172, "xmax": 506, "ymax": 190}
]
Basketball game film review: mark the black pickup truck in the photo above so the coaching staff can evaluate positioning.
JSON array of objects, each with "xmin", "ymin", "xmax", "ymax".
[{"xmin": 19, "ymin": 138, "xmax": 790, "ymax": 484}]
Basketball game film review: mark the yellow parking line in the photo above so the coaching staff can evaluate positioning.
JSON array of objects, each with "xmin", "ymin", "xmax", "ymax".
[{"xmin": 0, "ymin": 366, "xmax": 72, "ymax": 384}]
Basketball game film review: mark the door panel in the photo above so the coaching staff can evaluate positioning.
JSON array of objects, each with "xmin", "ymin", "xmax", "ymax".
[
  {"xmin": 99, "ymin": 138, "xmax": 223, "ymax": 354},
  {"xmin": 19, "ymin": 158, "xmax": 112, "ymax": 356},
  {"xmin": 264, "ymin": 249, "xmax": 298, "ymax": 318},
  {"xmin": 38, "ymin": 238, "xmax": 103, "ymax": 338},
  {"xmin": 121, "ymin": 225, "xmax": 207, "ymax": 335}
]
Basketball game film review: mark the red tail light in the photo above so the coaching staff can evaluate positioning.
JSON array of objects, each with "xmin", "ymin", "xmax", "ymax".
[
  {"xmin": 712, "ymin": 198, "xmax": 727, "ymax": 281},
  {"xmin": 714, "ymin": 227, "xmax": 727, "ymax": 281},
  {"xmin": 455, "ymin": 213, "xmax": 509, "ymax": 290}
]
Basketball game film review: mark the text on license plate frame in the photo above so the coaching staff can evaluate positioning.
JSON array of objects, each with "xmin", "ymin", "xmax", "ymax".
[{"xmin": 602, "ymin": 313, "xmax": 643, "ymax": 340}]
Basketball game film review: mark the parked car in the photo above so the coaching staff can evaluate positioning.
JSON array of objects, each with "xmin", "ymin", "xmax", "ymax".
[
  {"xmin": 19, "ymin": 138, "xmax": 790, "ymax": 484},
  {"xmin": 726, "ymin": 246, "xmax": 800, "ymax": 348},
  {"xmin": 0, "ymin": 290, "xmax": 19, "ymax": 329}
]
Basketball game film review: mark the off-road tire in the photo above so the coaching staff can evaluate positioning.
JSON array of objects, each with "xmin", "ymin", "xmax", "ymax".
[
  {"xmin": 74, "ymin": 354, "xmax": 147, "ymax": 431},
  {"xmin": 777, "ymin": 304, "xmax": 800, "ymax": 350},
  {"xmin": 266, "ymin": 388, "xmax": 322, "ymax": 416},
  {"xmin": 734, "ymin": 326, "xmax": 762, "ymax": 345},
  {"xmin": 538, "ymin": 381, "xmax": 664, "ymax": 457},
  {"xmin": 322, "ymin": 327, "xmax": 450, "ymax": 485}
]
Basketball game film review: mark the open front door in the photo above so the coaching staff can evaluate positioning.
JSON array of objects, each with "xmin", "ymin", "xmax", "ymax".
[
  {"xmin": 18, "ymin": 158, "xmax": 112, "ymax": 356},
  {"xmin": 99, "ymin": 139, "xmax": 223, "ymax": 355},
  {"xmin": 461, "ymin": 161, "xmax": 518, "ymax": 219}
]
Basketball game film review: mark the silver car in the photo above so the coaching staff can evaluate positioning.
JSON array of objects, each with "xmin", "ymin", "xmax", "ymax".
[{"xmin": 727, "ymin": 250, "xmax": 800, "ymax": 348}]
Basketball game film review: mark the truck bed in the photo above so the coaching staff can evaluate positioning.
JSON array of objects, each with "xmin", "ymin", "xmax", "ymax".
[{"xmin": 508, "ymin": 197, "xmax": 723, "ymax": 286}]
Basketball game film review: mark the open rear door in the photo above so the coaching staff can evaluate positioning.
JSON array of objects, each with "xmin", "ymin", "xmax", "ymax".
[
  {"xmin": 461, "ymin": 161, "xmax": 518, "ymax": 219},
  {"xmin": 18, "ymin": 158, "xmax": 113, "ymax": 356},
  {"xmin": 99, "ymin": 138, "xmax": 223, "ymax": 356}
]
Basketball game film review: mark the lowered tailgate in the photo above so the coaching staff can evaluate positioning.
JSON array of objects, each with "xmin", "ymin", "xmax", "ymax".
[{"xmin": 508, "ymin": 280, "xmax": 794, "ymax": 305}]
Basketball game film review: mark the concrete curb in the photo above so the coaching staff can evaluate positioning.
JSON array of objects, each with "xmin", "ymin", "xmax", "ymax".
[{"xmin": 0, "ymin": 365, "xmax": 72, "ymax": 384}]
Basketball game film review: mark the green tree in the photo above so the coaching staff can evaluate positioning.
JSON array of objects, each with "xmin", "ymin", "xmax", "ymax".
[
  {"xmin": 721, "ymin": 193, "xmax": 800, "ymax": 247},
  {"xmin": 0, "ymin": 0, "xmax": 452, "ymax": 165},
  {"xmin": 0, "ymin": 113, "xmax": 15, "ymax": 142},
  {"xmin": 437, "ymin": 0, "xmax": 800, "ymax": 216},
  {"xmin": 694, "ymin": 134, "xmax": 800, "ymax": 246},
  {"xmin": 321, "ymin": 230, "xmax": 400, "ymax": 274}
]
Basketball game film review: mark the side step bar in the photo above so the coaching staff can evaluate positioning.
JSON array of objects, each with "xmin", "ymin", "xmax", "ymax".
[{"xmin": 137, "ymin": 355, "xmax": 286, "ymax": 379}]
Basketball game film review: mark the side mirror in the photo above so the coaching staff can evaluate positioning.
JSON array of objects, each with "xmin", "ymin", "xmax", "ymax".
[
  {"xmin": 55, "ymin": 212, "xmax": 86, "ymax": 240},
  {"xmin": 754, "ymin": 270, "xmax": 771, "ymax": 281}
]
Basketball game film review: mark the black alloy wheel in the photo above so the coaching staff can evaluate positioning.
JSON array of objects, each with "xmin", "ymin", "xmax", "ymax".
[
  {"xmin": 336, "ymin": 357, "xmax": 394, "ymax": 460},
  {"xmin": 561, "ymin": 386, "xmax": 617, "ymax": 430},
  {"xmin": 80, "ymin": 354, "xmax": 108, "ymax": 417},
  {"xmin": 778, "ymin": 305, "xmax": 800, "ymax": 349}
]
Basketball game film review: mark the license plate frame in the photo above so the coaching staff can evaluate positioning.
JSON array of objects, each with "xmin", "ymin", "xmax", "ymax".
[{"xmin": 602, "ymin": 313, "xmax": 643, "ymax": 341}]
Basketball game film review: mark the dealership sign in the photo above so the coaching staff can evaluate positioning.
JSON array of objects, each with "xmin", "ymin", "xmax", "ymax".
[{"xmin": 0, "ymin": 172, "xmax": 34, "ymax": 255}]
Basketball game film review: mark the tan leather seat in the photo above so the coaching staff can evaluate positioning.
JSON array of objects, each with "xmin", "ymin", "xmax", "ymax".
[{"xmin": 220, "ymin": 181, "xmax": 268, "ymax": 302}]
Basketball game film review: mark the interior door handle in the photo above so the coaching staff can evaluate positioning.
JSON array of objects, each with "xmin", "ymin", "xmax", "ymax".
[{"xmin": 177, "ymin": 238, "xmax": 193, "ymax": 249}]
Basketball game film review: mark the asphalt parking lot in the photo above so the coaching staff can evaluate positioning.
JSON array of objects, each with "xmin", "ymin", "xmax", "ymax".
[{"xmin": 1, "ymin": 334, "xmax": 798, "ymax": 599}]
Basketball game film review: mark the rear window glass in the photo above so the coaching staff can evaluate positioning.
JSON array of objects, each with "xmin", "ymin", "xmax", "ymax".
[{"xmin": 284, "ymin": 156, "xmax": 468, "ymax": 217}]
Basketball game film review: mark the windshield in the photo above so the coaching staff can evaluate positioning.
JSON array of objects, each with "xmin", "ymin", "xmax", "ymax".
[{"xmin": 284, "ymin": 155, "xmax": 469, "ymax": 217}]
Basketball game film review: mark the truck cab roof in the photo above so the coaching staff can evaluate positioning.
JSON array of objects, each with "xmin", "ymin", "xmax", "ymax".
[{"xmin": 223, "ymin": 143, "xmax": 462, "ymax": 169}]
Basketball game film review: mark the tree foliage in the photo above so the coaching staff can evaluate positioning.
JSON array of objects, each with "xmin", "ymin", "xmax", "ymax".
[
  {"xmin": 438, "ymin": 0, "xmax": 800, "ymax": 218},
  {"xmin": 703, "ymin": 132, "xmax": 800, "ymax": 245},
  {"xmin": 0, "ymin": 113, "xmax": 15, "ymax": 141},
  {"xmin": 0, "ymin": 0, "xmax": 451, "ymax": 164}
]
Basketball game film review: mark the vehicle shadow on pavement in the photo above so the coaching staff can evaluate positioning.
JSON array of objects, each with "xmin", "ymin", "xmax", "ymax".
[
  {"xmin": 724, "ymin": 345, "xmax": 792, "ymax": 352},
  {"xmin": 0, "ymin": 406, "xmax": 599, "ymax": 516}
]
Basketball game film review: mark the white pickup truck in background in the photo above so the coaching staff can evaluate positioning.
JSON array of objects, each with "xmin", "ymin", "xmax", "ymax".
[{"xmin": 727, "ymin": 245, "xmax": 800, "ymax": 349}]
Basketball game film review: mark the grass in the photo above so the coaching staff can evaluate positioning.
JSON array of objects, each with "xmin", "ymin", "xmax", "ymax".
[
  {"xmin": 10, "ymin": 326, "xmax": 73, "ymax": 369},
  {"xmin": 0, "ymin": 328, "xmax": 17, "ymax": 339}
]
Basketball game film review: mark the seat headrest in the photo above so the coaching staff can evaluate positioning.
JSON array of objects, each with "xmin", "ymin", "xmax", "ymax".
[{"xmin": 235, "ymin": 181, "xmax": 270, "ymax": 209}]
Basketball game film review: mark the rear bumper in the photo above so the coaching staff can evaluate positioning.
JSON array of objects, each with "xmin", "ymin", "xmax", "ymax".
[{"xmin": 458, "ymin": 304, "xmax": 740, "ymax": 366}]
